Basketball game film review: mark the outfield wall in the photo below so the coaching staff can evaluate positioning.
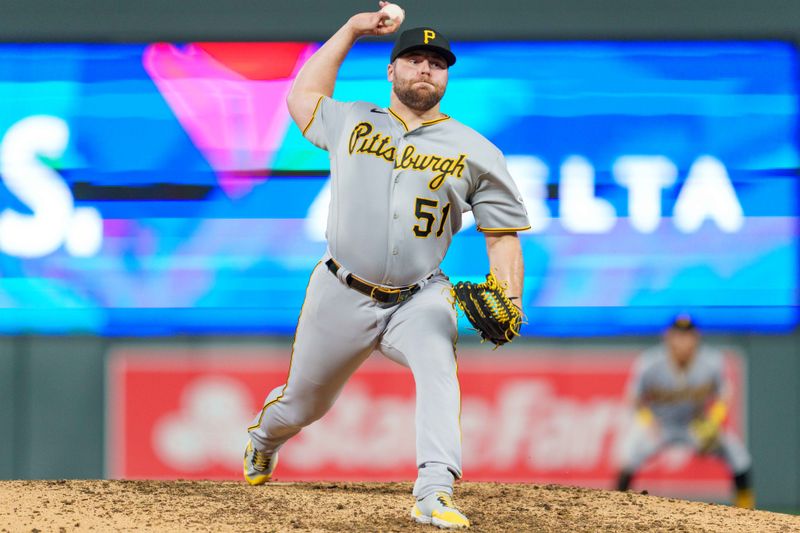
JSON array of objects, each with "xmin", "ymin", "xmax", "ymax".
[{"xmin": 0, "ymin": 335, "xmax": 797, "ymax": 510}]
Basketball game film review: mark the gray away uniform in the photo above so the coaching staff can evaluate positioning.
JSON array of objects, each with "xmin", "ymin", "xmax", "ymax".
[
  {"xmin": 248, "ymin": 97, "xmax": 529, "ymax": 497},
  {"xmin": 620, "ymin": 345, "xmax": 752, "ymax": 474}
]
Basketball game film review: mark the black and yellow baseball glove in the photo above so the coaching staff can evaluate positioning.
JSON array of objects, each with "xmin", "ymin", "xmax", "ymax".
[{"xmin": 451, "ymin": 273, "xmax": 523, "ymax": 346}]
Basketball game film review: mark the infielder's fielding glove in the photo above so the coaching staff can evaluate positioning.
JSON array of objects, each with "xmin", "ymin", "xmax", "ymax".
[
  {"xmin": 690, "ymin": 417, "xmax": 721, "ymax": 453},
  {"xmin": 451, "ymin": 273, "xmax": 523, "ymax": 346}
]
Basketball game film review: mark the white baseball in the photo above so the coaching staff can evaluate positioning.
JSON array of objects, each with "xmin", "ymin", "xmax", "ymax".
[{"xmin": 380, "ymin": 3, "xmax": 405, "ymax": 26}]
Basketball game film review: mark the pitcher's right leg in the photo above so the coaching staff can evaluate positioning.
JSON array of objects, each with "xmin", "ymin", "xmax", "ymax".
[
  {"xmin": 245, "ymin": 262, "xmax": 381, "ymax": 483},
  {"xmin": 378, "ymin": 276, "xmax": 470, "ymax": 529}
]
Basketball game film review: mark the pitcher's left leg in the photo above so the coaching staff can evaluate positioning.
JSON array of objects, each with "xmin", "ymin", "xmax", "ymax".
[{"xmin": 379, "ymin": 276, "xmax": 469, "ymax": 528}]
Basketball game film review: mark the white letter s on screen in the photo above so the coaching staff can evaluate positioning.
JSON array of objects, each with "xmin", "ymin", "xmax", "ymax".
[{"xmin": 0, "ymin": 115, "xmax": 102, "ymax": 258}]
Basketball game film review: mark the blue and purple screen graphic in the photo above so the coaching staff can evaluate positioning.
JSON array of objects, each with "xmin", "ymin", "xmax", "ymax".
[{"xmin": 0, "ymin": 42, "xmax": 796, "ymax": 335}]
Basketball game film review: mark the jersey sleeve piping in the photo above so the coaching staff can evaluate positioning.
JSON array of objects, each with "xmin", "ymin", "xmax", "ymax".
[
  {"xmin": 477, "ymin": 225, "xmax": 531, "ymax": 233},
  {"xmin": 302, "ymin": 95, "xmax": 325, "ymax": 136}
]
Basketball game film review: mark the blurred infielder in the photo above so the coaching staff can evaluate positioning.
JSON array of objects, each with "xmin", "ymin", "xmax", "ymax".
[
  {"xmin": 244, "ymin": 2, "xmax": 529, "ymax": 529},
  {"xmin": 616, "ymin": 315, "xmax": 755, "ymax": 509}
]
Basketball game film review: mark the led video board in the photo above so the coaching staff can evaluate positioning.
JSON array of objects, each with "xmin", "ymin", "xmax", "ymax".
[{"xmin": 0, "ymin": 42, "xmax": 796, "ymax": 334}]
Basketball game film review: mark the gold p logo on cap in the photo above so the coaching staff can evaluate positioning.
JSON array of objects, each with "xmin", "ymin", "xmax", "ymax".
[{"xmin": 423, "ymin": 30, "xmax": 436, "ymax": 44}]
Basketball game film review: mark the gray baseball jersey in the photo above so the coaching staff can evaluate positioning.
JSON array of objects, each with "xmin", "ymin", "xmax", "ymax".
[
  {"xmin": 248, "ymin": 95, "xmax": 529, "ymax": 500},
  {"xmin": 303, "ymin": 96, "xmax": 530, "ymax": 286}
]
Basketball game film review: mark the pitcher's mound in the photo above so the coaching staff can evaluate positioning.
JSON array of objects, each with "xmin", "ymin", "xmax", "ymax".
[{"xmin": 1, "ymin": 480, "xmax": 797, "ymax": 532}]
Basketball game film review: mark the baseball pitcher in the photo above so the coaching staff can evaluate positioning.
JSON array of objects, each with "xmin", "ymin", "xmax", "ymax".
[
  {"xmin": 616, "ymin": 315, "xmax": 755, "ymax": 509},
  {"xmin": 244, "ymin": 2, "xmax": 529, "ymax": 529}
]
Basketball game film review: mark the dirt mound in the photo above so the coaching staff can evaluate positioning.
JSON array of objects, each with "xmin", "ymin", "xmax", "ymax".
[{"xmin": 0, "ymin": 480, "xmax": 797, "ymax": 532}]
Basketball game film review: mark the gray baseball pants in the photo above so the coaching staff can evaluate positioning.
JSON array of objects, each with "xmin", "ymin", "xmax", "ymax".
[{"xmin": 248, "ymin": 258, "xmax": 462, "ymax": 498}]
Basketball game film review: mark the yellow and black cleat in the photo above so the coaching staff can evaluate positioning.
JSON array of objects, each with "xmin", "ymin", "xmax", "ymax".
[
  {"xmin": 243, "ymin": 439, "xmax": 278, "ymax": 486},
  {"xmin": 411, "ymin": 491, "xmax": 470, "ymax": 529}
]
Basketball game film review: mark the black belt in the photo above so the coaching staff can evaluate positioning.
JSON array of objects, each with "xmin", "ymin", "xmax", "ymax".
[{"xmin": 325, "ymin": 258, "xmax": 421, "ymax": 304}]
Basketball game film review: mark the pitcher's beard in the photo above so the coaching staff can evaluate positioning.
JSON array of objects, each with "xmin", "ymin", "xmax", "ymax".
[{"xmin": 393, "ymin": 80, "xmax": 444, "ymax": 112}]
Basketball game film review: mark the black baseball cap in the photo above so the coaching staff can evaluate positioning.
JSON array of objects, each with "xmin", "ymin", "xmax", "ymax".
[
  {"xmin": 390, "ymin": 27, "xmax": 456, "ymax": 66},
  {"xmin": 669, "ymin": 314, "xmax": 697, "ymax": 332}
]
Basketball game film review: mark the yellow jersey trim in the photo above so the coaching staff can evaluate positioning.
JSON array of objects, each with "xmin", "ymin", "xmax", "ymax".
[
  {"xmin": 302, "ymin": 96, "xmax": 324, "ymax": 136},
  {"xmin": 387, "ymin": 108, "xmax": 409, "ymax": 131},
  {"xmin": 477, "ymin": 225, "xmax": 531, "ymax": 233},
  {"xmin": 388, "ymin": 108, "xmax": 451, "ymax": 130},
  {"xmin": 422, "ymin": 115, "xmax": 451, "ymax": 126}
]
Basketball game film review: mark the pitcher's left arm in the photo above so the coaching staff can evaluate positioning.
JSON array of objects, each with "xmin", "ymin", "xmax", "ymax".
[{"xmin": 485, "ymin": 232, "xmax": 524, "ymax": 304}]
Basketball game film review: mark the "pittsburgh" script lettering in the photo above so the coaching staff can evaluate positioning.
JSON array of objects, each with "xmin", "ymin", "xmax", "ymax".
[
  {"xmin": 395, "ymin": 145, "xmax": 466, "ymax": 190},
  {"xmin": 347, "ymin": 122, "xmax": 468, "ymax": 190},
  {"xmin": 348, "ymin": 122, "xmax": 395, "ymax": 161}
]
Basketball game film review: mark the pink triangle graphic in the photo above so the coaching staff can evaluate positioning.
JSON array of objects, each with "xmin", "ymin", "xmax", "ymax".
[{"xmin": 143, "ymin": 42, "xmax": 318, "ymax": 198}]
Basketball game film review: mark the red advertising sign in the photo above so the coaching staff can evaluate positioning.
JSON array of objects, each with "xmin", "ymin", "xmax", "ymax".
[{"xmin": 107, "ymin": 345, "xmax": 744, "ymax": 499}]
